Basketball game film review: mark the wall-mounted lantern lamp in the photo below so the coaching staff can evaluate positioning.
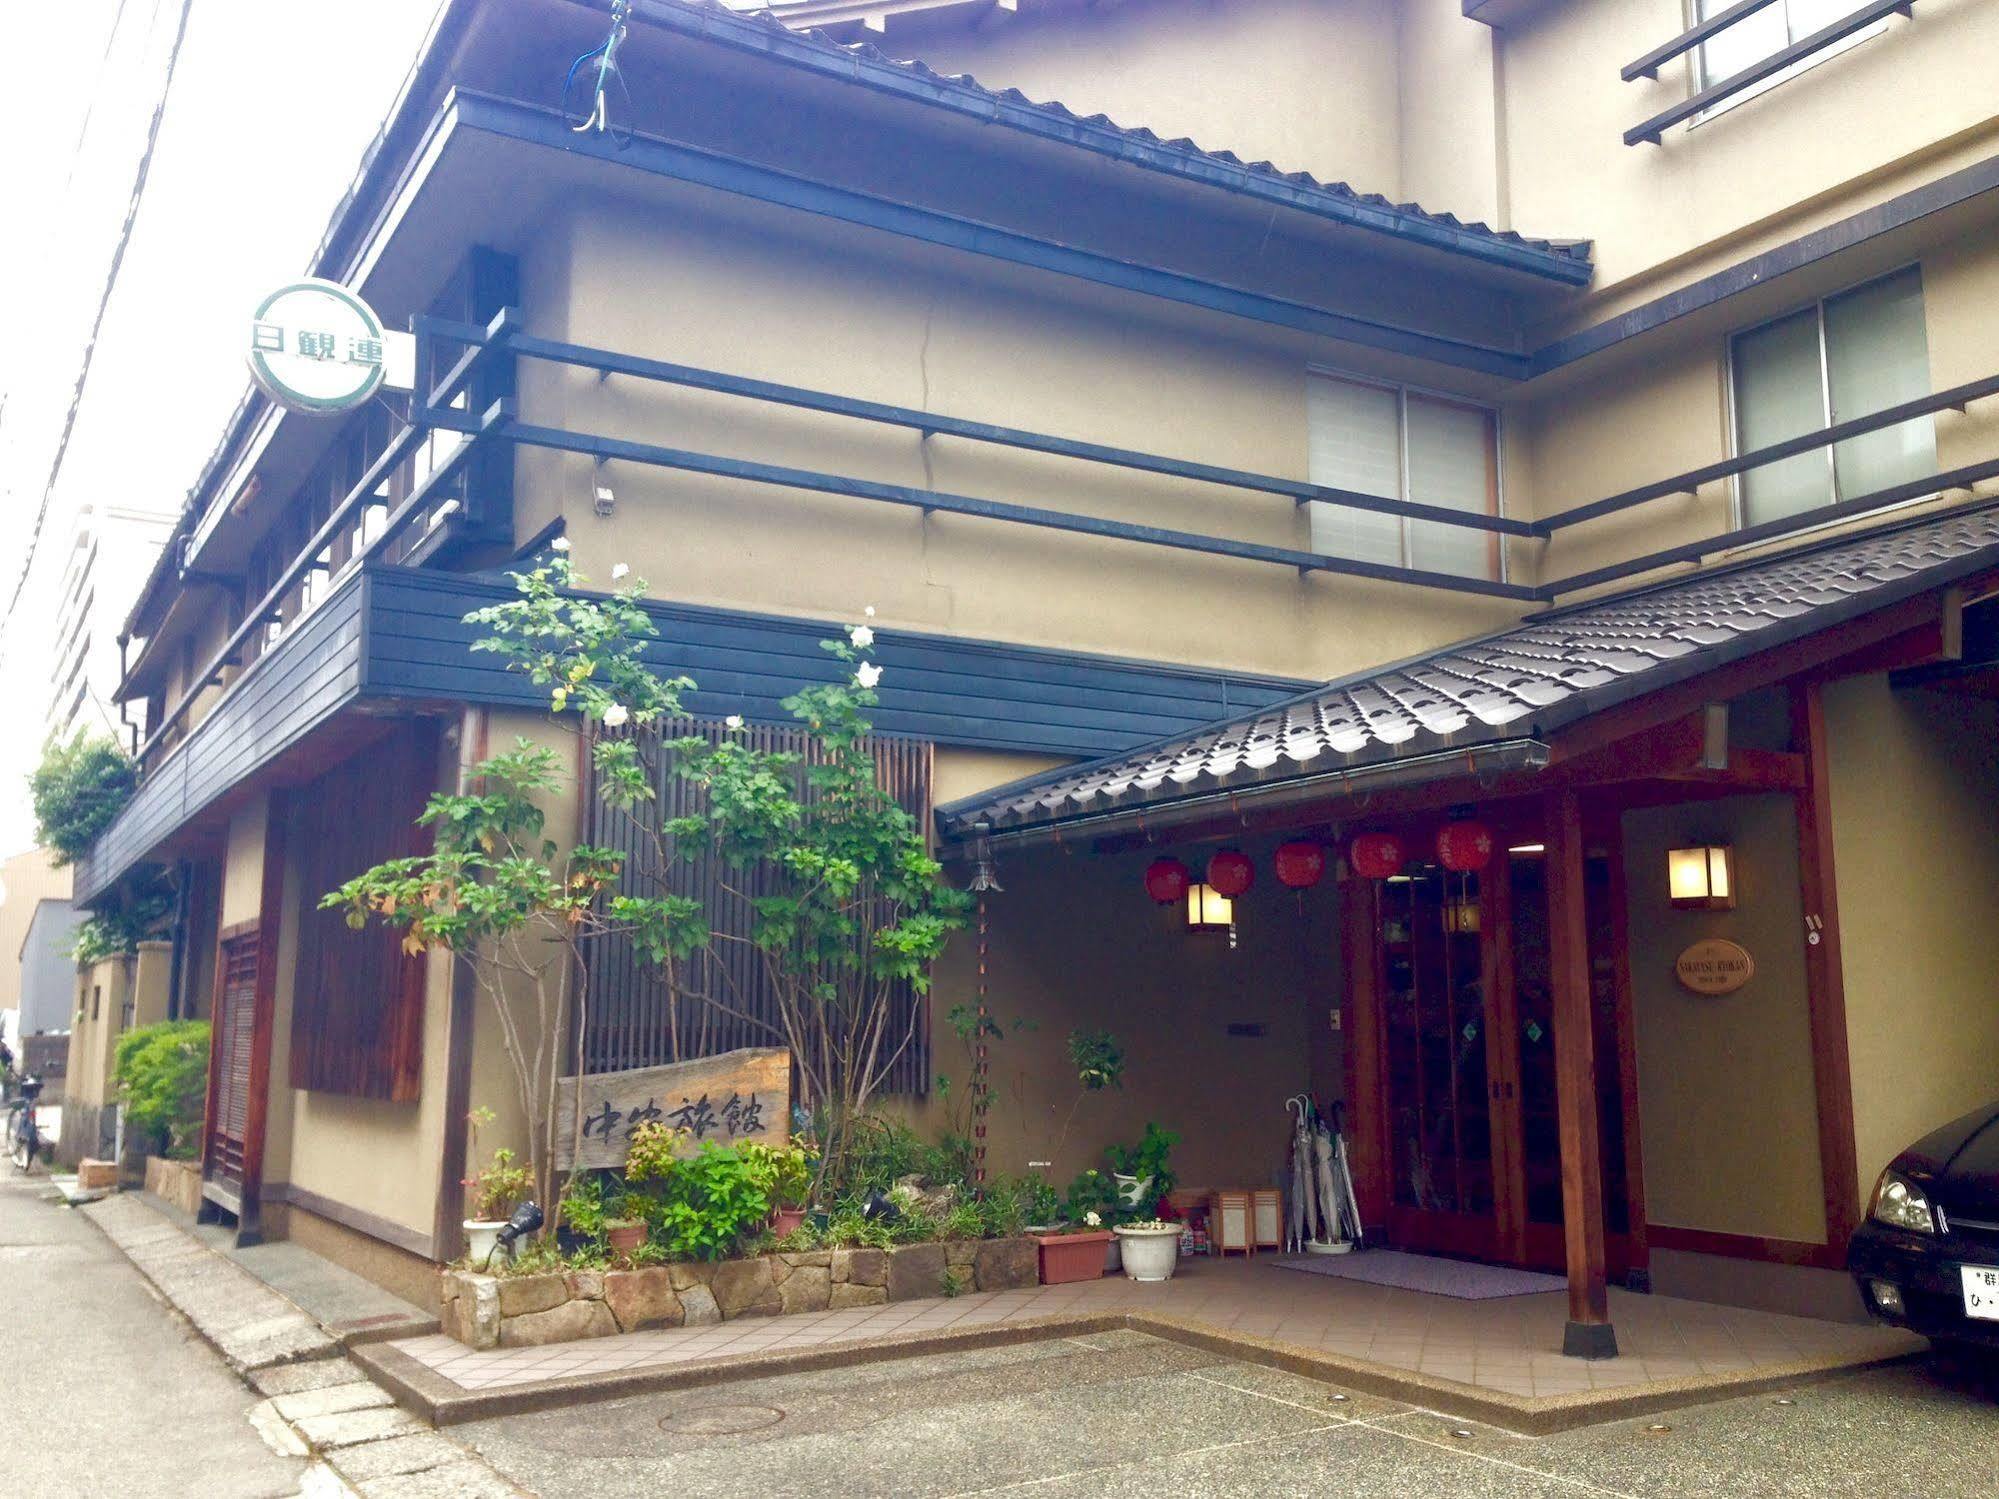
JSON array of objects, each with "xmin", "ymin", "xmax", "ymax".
[
  {"xmin": 1443, "ymin": 895, "xmax": 1481, "ymax": 935},
  {"xmin": 1667, "ymin": 844, "xmax": 1735, "ymax": 910},
  {"xmin": 1186, "ymin": 883, "xmax": 1233, "ymax": 930}
]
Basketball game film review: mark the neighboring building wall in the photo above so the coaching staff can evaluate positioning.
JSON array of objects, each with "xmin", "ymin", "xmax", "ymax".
[
  {"xmin": 46, "ymin": 502, "xmax": 174, "ymax": 745},
  {"xmin": 1, "ymin": 848, "xmax": 74, "ymax": 1019},
  {"xmin": 57, "ymin": 940, "xmax": 171, "ymax": 1164},
  {"xmin": 1826, "ymin": 675, "xmax": 1999, "ymax": 1209},
  {"xmin": 1622, "ymin": 794, "xmax": 1826, "ymax": 1247},
  {"xmin": 19, "ymin": 900, "xmax": 86, "ymax": 1036}
]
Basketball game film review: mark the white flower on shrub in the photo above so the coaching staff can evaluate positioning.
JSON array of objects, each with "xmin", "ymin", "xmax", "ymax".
[
  {"xmin": 611, "ymin": 562, "xmax": 630, "ymax": 580},
  {"xmin": 864, "ymin": 605, "xmax": 876, "ymax": 618},
  {"xmin": 1083, "ymin": 1210, "xmax": 1101, "ymax": 1228},
  {"xmin": 855, "ymin": 661, "xmax": 883, "ymax": 689},
  {"xmin": 724, "ymin": 714, "xmax": 744, "ymax": 730},
  {"xmin": 601, "ymin": 703, "xmax": 630, "ymax": 729},
  {"xmin": 849, "ymin": 623, "xmax": 875, "ymax": 649},
  {"xmin": 550, "ymin": 535, "xmax": 571, "ymax": 552}
]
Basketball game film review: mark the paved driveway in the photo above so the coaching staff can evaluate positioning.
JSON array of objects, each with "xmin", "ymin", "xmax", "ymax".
[{"xmin": 457, "ymin": 1327, "xmax": 1999, "ymax": 1498}]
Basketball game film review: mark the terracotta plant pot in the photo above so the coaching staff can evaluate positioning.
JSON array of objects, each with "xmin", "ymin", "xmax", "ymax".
[
  {"xmin": 771, "ymin": 1206, "xmax": 807, "ymax": 1238},
  {"xmin": 606, "ymin": 1220, "xmax": 648, "ymax": 1256},
  {"xmin": 1033, "ymin": 1229, "xmax": 1114, "ymax": 1285}
]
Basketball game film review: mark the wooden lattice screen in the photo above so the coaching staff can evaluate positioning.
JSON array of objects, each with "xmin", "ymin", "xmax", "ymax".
[
  {"xmin": 286, "ymin": 723, "xmax": 436, "ymax": 1101},
  {"xmin": 208, "ymin": 929, "xmax": 260, "ymax": 1192},
  {"xmin": 582, "ymin": 718, "xmax": 933, "ymax": 1095}
]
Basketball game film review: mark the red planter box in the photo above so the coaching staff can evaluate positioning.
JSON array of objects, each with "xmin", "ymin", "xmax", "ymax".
[{"xmin": 1033, "ymin": 1230, "xmax": 1113, "ymax": 1285}]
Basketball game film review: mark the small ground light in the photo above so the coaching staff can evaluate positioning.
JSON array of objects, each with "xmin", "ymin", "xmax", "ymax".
[
  {"xmin": 1328, "ymin": 1393, "xmax": 1349, "ymax": 1403},
  {"xmin": 1449, "ymin": 1428, "xmax": 1475, "ymax": 1440},
  {"xmin": 1772, "ymin": 1397, "xmax": 1795, "ymax": 1407},
  {"xmin": 1645, "ymin": 1423, "xmax": 1672, "ymax": 1435}
]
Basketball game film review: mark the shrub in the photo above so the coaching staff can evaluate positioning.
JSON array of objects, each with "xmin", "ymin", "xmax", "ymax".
[
  {"xmin": 467, "ymin": 1148, "xmax": 532, "ymax": 1220},
  {"xmin": 31, "ymin": 734, "xmax": 137, "ymax": 866},
  {"xmin": 112, "ymin": 1020, "xmax": 209, "ymax": 1159},
  {"xmin": 622, "ymin": 1122, "xmax": 774, "ymax": 1260},
  {"xmin": 1107, "ymin": 1122, "xmax": 1180, "ymax": 1203}
]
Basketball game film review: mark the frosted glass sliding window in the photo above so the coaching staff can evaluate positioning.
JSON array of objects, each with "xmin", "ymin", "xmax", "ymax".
[
  {"xmin": 1306, "ymin": 373, "xmax": 1500, "ymax": 581},
  {"xmin": 1697, "ymin": 0, "xmax": 1888, "ymax": 106},
  {"xmin": 1730, "ymin": 267, "xmax": 1935, "ymax": 528}
]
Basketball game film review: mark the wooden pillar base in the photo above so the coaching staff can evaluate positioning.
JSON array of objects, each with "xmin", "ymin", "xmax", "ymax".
[{"xmin": 1563, "ymin": 1320, "xmax": 1620, "ymax": 1360}]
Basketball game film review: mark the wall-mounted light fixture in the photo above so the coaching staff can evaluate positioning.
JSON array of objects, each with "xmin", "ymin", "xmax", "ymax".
[
  {"xmin": 1186, "ymin": 884, "xmax": 1233, "ymax": 930},
  {"xmin": 1668, "ymin": 844, "xmax": 1735, "ymax": 910},
  {"xmin": 1443, "ymin": 895, "xmax": 1480, "ymax": 935}
]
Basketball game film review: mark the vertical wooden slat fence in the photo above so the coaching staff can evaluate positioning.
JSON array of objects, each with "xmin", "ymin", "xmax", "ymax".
[{"xmin": 581, "ymin": 718, "xmax": 933, "ymax": 1096}]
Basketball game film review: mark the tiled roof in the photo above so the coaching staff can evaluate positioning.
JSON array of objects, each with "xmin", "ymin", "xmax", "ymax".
[
  {"xmin": 938, "ymin": 505, "xmax": 1999, "ymax": 836},
  {"xmin": 657, "ymin": 0, "xmax": 1592, "ymax": 281}
]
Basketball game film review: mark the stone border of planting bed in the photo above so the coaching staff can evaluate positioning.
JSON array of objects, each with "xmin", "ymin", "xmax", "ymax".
[{"xmin": 441, "ymin": 1237, "xmax": 1041, "ymax": 1349}]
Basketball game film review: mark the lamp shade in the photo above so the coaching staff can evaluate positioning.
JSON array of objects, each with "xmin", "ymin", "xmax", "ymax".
[
  {"xmin": 1186, "ymin": 884, "xmax": 1233, "ymax": 929},
  {"xmin": 1144, "ymin": 857, "xmax": 1192, "ymax": 905},
  {"xmin": 1436, "ymin": 820, "xmax": 1495, "ymax": 873},
  {"xmin": 1348, "ymin": 832, "xmax": 1406, "ymax": 881},
  {"xmin": 1273, "ymin": 841, "xmax": 1327, "ymax": 890},
  {"xmin": 1667, "ymin": 845, "xmax": 1735, "ymax": 909}
]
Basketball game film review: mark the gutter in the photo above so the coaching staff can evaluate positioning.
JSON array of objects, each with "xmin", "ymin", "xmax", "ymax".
[{"xmin": 945, "ymin": 738, "xmax": 1553, "ymax": 851}]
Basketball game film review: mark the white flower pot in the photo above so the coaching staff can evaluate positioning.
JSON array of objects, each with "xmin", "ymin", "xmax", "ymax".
[
  {"xmin": 1114, "ymin": 1224, "xmax": 1182, "ymax": 1282},
  {"xmin": 463, "ymin": 1220, "xmax": 508, "ymax": 1266},
  {"xmin": 1112, "ymin": 1173, "xmax": 1154, "ymax": 1210}
]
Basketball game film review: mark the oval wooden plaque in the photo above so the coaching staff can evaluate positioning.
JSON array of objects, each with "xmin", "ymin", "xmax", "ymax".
[{"xmin": 1674, "ymin": 938, "xmax": 1754, "ymax": 995}]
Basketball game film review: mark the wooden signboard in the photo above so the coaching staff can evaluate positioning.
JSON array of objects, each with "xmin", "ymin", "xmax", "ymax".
[
  {"xmin": 553, "ymin": 1047, "xmax": 791, "ymax": 1171},
  {"xmin": 1673, "ymin": 938, "xmax": 1755, "ymax": 996}
]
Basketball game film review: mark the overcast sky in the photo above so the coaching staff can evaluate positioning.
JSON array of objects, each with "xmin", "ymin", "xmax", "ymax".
[{"xmin": 0, "ymin": 0, "xmax": 444, "ymax": 860}]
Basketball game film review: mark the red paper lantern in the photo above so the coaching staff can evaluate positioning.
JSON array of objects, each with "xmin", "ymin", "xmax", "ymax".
[
  {"xmin": 1206, "ymin": 849, "xmax": 1255, "ymax": 899},
  {"xmin": 1273, "ymin": 841, "xmax": 1327, "ymax": 890},
  {"xmin": 1436, "ymin": 820, "xmax": 1495, "ymax": 873},
  {"xmin": 1348, "ymin": 832, "xmax": 1406, "ymax": 881},
  {"xmin": 1143, "ymin": 857, "xmax": 1191, "ymax": 905}
]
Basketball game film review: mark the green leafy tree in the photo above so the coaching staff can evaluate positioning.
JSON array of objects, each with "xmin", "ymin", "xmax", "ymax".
[
  {"xmin": 322, "ymin": 546, "xmax": 967, "ymax": 1218},
  {"xmin": 113, "ymin": 1020, "xmax": 210, "ymax": 1159},
  {"xmin": 31, "ymin": 733, "xmax": 137, "ymax": 865}
]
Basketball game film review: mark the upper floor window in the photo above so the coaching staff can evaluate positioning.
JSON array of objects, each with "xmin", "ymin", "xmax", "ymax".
[
  {"xmin": 1730, "ymin": 266, "xmax": 1935, "ymax": 528},
  {"xmin": 1697, "ymin": 0, "xmax": 1888, "ymax": 104},
  {"xmin": 1306, "ymin": 373, "xmax": 1501, "ymax": 582}
]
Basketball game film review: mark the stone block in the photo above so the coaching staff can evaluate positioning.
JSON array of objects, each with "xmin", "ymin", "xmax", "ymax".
[
  {"xmin": 270, "ymin": 1382, "xmax": 395, "ymax": 1424},
  {"xmin": 667, "ymin": 1262, "xmax": 714, "ymax": 1292},
  {"xmin": 779, "ymin": 1264, "xmax": 831, "ymax": 1315},
  {"xmin": 944, "ymin": 1240, "xmax": 980, "ymax": 1268},
  {"xmin": 496, "ymin": 1273, "xmax": 569, "ymax": 1318},
  {"xmin": 498, "ymin": 1297, "xmax": 618, "ymax": 1347},
  {"xmin": 710, "ymin": 1256, "xmax": 781, "ymax": 1318},
  {"xmin": 975, "ymin": 1236, "xmax": 1040, "ymax": 1292},
  {"xmin": 292, "ymin": 1405, "xmax": 427, "ymax": 1451},
  {"xmin": 778, "ymin": 1250, "xmax": 832, "ymax": 1269},
  {"xmin": 565, "ymin": 1269, "xmax": 605, "ymax": 1301},
  {"xmin": 834, "ymin": 1247, "xmax": 887, "ymax": 1287},
  {"xmin": 680, "ymin": 1284, "xmax": 721, "ymax": 1325},
  {"xmin": 885, "ymin": 1242, "xmax": 946, "ymax": 1302},
  {"xmin": 440, "ymin": 1274, "xmax": 499, "ymax": 1350},
  {"xmin": 603, "ymin": 1267, "xmax": 683, "ymax": 1332},
  {"xmin": 828, "ymin": 1282, "xmax": 887, "ymax": 1309},
  {"xmin": 77, "ymin": 1158, "xmax": 119, "ymax": 1191}
]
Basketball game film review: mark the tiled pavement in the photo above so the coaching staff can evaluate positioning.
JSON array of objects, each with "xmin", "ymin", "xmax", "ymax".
[{"xmin": 390, "ymin": 1253, "xmax": 1917, "ymax": 1401}]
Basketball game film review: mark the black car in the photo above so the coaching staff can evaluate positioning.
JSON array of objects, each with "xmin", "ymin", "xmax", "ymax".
[{"xmin": 1849, "ymin": 1101, "xmax": 1999, "ymax": 1350}]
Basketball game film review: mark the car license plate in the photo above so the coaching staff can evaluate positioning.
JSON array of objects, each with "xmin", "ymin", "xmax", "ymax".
[{"xmin": 1961, "ymin": 1264, "xmax": 1999, "ymax": 1321}]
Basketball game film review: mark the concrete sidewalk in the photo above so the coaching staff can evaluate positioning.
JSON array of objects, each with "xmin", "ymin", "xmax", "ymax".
[{"xmin": 79, "ymin": 1189, "xmax": 523, "ymax": 1498}]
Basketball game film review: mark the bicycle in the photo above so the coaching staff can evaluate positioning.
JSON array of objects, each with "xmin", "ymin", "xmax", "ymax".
[{"xmin": 7, "ymin": 1075, "xmax": 45, "ymax": 1173}]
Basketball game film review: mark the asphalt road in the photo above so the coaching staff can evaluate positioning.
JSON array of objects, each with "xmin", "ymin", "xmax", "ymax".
[
  {"xmin": 458, "ymin": 1326, "xmax": 1999, "ymax": 1499},
  {"xmin": 0, "ymin": 1171, "xmax": 305, "ymax": 1498}
]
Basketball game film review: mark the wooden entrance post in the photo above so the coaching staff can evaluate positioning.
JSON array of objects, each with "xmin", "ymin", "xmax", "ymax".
[{"xmin": 1545, "ymin": 788, "xmax": 1617, "ymax": 1359}]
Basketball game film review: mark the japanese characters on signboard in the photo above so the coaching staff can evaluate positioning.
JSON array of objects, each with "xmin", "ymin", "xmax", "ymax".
[
  {"xmin": 552, "ymin": 1047, "xmax": 792, "ymax": 1171},
  {"xmin": 246, "ymin": 278, "xmax": 412, "ymax": 414}
]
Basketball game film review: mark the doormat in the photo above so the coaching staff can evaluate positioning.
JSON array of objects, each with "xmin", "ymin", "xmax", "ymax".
[{"xmin": 1268, "ymin": 1250, "xmax": 1566, "ymax": 1300}]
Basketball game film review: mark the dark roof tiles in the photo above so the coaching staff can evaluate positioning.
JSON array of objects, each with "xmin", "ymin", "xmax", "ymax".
[{"xmin": 939, "ymin": 506, "xmax": 1999, "ymax": 835}]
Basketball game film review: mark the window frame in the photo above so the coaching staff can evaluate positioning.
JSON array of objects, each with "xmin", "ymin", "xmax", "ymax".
[
  {"xmin": 1302, "ymin": 367, "xmax": 1507, "ymax": 583},
  {"xmin": 1691, "ymin": 0, "xmax": 1892, "ymax": 127},
  {"xmin": 1723, "ymin": 261, "xmax": 1935, "ymax": 531}
]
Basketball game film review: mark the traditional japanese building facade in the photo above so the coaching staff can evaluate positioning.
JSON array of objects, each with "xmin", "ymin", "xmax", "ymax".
[{"xmin": 72, "ymin": 0, "xmax": 1999, "ymax": 1347}]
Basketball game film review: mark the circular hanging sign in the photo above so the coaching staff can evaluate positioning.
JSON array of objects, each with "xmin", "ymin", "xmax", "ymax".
[
  {"xmin": 1673, "ymin": 938, "xmax": 1754, "ymax": 995},
  {"xmin": 246, "ymin": 278, "xmax": 389, "ymax": 414}
]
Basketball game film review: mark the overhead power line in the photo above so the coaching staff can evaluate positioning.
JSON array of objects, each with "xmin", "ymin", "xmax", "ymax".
[{"xmin": 0, "ymin": 0, "xmax": 197, "ymax": 638}]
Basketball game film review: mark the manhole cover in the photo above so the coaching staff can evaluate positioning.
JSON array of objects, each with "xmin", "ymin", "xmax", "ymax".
[{"xmin": 657, "ymin": 1403, "xmax": 787, "ymax": 1437}]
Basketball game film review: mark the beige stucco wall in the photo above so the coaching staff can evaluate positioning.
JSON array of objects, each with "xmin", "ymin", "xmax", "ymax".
[
  {"xmin": 911, "ymin": 834, "xmax": 1340, "ymax": 1192},
  {"xmin": 1, "ymin": 846, "xmax": 71, "ymax": 1000},
  {"xmin": 219, "ymin": 795, "xmax": 271, "ymax": 927},
  {"xmin": 1623, "ymin": 795, "xmax": 1826, "ymax": 1245},
  {"xmin": 1826, "ymin": 675, "xmax": 1999, "ymax": 1208}
]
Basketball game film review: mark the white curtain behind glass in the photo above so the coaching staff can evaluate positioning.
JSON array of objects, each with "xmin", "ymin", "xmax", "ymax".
[
  {"xmin": 1307, "ymin": 375, "xmax": 1403, "ymax": 567},
  {"xmin": 1824, "ymin": 267, "xmax": 1935, "ymax": 500},
  {"xmin": 1736, "ymin": 308, "xmax": 1833, "ymax": 526},
  {"xmin": 1406, "ymin": 397, "xmax": 1495, "ymax": 579}
]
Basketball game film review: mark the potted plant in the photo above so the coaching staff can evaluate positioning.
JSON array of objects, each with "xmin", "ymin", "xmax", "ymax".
[
  {"xmin": 462, "ymin": 1112, "xmax": 532, "ymax": 1266},
  {"xmin": 1112, "ymin": 1218, "xmax": 1183, "ymax": 1282},
  {"xmin": 1033, "ymin": 1211, "xmax": 1115, "ymax": 1285},
  {"xmin": 605, "ymin": 1192, "xmax": 652, "ymax": 1258},
  {"xmin": 1108, "ymin": 1122, "xmax": 1178, "ymax": 1212},
  {"xmin": 1066, "ymin": 1166, "xmax": 1124, "ymax": 1272},
  {"xmin": 748, "ymin": 1135, "xmax": 818, "ymax": 1237}
]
